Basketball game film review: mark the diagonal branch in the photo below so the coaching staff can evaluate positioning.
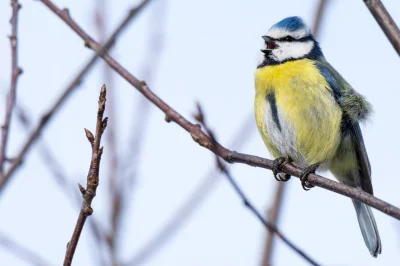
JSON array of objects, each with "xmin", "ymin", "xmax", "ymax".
[
  {"xmin": 63, "ymin": 85, "xmax": 108, "ymax": 266},
  {"xmin": 0, "ymin": 231, "xmax": 50, "ymax": 266},
  {"xmin": 39, "ymin": 0, "xmax": 400, "ymax": 222},
  {"xmin": 0, "ymin": 0, "xmax": 152, "ymax": 196},
  {"xmin": 126, "ymin": 114, "xmax": 254, "ymax": 266},
  {"xmin": 0, "ymin": 0, "xmax": 23, "ymax": 176},
  {"xmin": 194, "ymin": 104, "xmax": 320, "ymax": 266},
  {"xmin": 363, "ymin": 0, "xmax": 400, "ymax": 55}
]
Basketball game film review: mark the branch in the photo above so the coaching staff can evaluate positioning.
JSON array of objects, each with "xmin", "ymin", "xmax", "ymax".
[
  {"xmin": 126, "ymin": 114, "xmax": 254, "ymax": 265},
  {"xmin": 0, "ymin": 231, "xmax": 50, "ymax": 266},
  {"xmin": 0, "ymin": 0, "xmax": 151, "ymax": 196},
  {"xmin": 0, "ymin": 0, "xmax": 23, "ymax": 176},
  {"xmin": 39, "ymin": 0, "xmax": 400, "ymax": 221},
  {"xmin": 63, "ymin": 85, "xmax": 108, "ymax": 266},
  {"xmin": 194, "ymin": 104, "xmax": 320, "ymax": 266},
  {"xmin": 363, "ymin": 0, "xmax": 400, "ymax": 55},
  {"xmin": 9, "ymin": 97, "xmax": 110, "ymax": 257}
]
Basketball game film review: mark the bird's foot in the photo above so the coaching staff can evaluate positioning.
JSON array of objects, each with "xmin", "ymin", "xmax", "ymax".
[
  {"xmin": 299, "ymin": 163, "xmax": 319, "ymax": 191},
  {"xmin": 272, "ymin": 155, "xmax": 292, "ymax": 182}
]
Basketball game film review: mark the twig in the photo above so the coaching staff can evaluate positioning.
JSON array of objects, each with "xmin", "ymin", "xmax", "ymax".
[
  {"xmin": 0, "ymin": 0, "xmax": 152, "ymax": 196},
  {"xmin": 63, "ymin": 85, "xmax": 108, "ymax": 266},
  {"xmin": 10, "ymin": 99, "xmax": 109, "ymax": 253},
  {"xmin": 194, "ymin": 104, "xmax": 320, "ymax": 266},
  {"xmin": 260, "ymin": 182, "xmax": 286, "ymax": 266},
  {"xmin": 261, "ymin": 1, "xmax": 330, "ymax": 264},
  {"xmin": 0, "ymin": 231, "xmax": 50, "ymax": 266},
  {"xmin": 126, "ymin": 114, "xmax": 254, "ymax": 266},
  {"xmin": 94, "ymin": 1, "xmax": 120, "ymax": 263},
  {"xmin": 39, "ymin": 0, "xmax": 400, "ymax": 221},
  {"xmin": 0, "ymin": 0, "xmax": 22, "ymax": 176},
  {"xmin": 363, "ymin": 0, "xmax": 400, "ymax": 55}
]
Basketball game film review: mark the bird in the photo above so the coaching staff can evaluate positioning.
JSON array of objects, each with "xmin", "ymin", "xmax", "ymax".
[{"xmin": 254, "ymin": 16, "xmax": 381, "ymax": 257}]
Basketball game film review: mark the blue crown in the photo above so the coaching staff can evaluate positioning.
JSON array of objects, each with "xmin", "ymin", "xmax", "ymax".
[{"xmin": 271, "ymin": 16, "xmax": 307, "ymax": 32}]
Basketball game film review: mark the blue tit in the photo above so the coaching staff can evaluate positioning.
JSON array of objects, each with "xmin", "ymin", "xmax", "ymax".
[{"xmin": 254, "ymin": 16, "xmax": 381, "ymax": 257}]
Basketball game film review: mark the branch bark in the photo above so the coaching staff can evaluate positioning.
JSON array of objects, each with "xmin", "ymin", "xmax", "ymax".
[
  {"xmin": 363, "ymin": 0, "xmax": 400, "ymax": 55},
  {"xmin": 194, "ymin": 105, "xmax": 320, "ymax": 266},
  {"xmin": 0, "ymin": 0, "xmax": 152, "ymax": 197},
  {"xmin": 38, "ymin": 0, "xmax": 400, "ymax": 222},
  {"xmin": 63, "ymin": 85, "xmax": 108, "ymax": 266},
  {"xmin": 0, "ymin": 0, "xmax": 22, "ymax": 176}
]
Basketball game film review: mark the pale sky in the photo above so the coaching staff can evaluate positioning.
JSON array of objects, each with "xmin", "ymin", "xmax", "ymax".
[{"xmin": 1, "ymin": 0, "xmax": 400, "ymax": 265}]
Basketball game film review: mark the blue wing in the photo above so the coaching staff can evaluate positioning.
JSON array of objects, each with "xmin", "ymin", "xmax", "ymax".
[{"xmin": 315, "ymin": 60, "xmax": 373, "ymax": 194}]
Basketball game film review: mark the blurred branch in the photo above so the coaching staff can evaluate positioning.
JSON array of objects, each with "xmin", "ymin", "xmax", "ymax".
[
  {"xmin": 0, "ymin": 0, "xmax": 152, "ymax": 197},
  {"xmin": 122, "ymin": 0, "xmax": 167, "ymax": 192},
  {"xmin": 0, "ymin": 0, "xmax": 23, "ymax": 176},
  {"xmin": 261, "ymin": 1, "xmax": 330, "ymax": 264},
  {"xmin": 40, "ymin": 0, "xmax": 400, "ymax": 222},
  {"xmin": 194, "ymin": 104, "xmax": 320, "ymax": 266},
  {"xmin": 363, "ymin": 0, "xmax": 400, "ymax": 55},
  {"xmin": 63, "ymin": 85, "xmax": 108, "ymax": 266},
  {"xmin": 260, "ymin": 182, "xmax": 286, "ymax": 266},
  {"xmin": 94, "ymin": 1, "xmax": 120, "ymax": 264},
  {"xmin": 0, "ymin": 232, "xmax": 50, "ymax": 266},
  {"xmin": 126, "ymin": 114, "xmax": 254, "ymax": 266}
]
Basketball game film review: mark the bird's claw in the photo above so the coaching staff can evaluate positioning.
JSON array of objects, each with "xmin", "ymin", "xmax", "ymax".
[
  {"xmin": 299, "ymin": 163, "xmax": 319, "ymax": 191},
  {"xmin": 272, "ymin": 156, "xmax": 292, "ymax": 182}
]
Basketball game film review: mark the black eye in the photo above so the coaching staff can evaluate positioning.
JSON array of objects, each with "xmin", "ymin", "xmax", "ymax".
[{"xmin": 283, "ymin": 36, "xmax": 295, "ymax": 42}]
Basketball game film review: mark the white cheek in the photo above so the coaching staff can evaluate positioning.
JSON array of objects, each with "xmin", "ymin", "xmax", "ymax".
[{"xmin": 271, "ymin": 41, "xmax": 314, "ymax": 62}]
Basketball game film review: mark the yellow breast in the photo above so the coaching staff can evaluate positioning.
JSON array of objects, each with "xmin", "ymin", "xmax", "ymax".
[{"xmin": 254, "ymin": 59, "xmax": 342, "ymax": 165}]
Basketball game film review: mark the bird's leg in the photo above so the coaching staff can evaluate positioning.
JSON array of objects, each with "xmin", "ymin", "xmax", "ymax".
[
  {"xmin": 272, "ymin": 155, "xmax": 292, "ymax": 182},
  {"xmin": 299, "ymin": 163, "xmax": 320, "ymax": 191}
]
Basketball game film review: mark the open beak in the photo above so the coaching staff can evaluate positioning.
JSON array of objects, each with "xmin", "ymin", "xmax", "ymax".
[{"xmin": 261, "ymin": 36, "xmax": 276, "ymax": 54}]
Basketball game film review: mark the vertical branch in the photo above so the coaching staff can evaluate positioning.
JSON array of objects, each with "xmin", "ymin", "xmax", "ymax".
[
  {"xmin": 94, "ymin": 1, "xmax": 120, "ymax": 263},
  {"xmin": 260, "ymin": 1, "xmax": 329, "ymax": 265},
  {"xmin": 0, "ymin": 0, "xmax": 22, "ymax": 175},
  {"xmin": 363, "ymin": 0, "xmax": 400, "ymax": 55},
  {"xmin": 63, "ymin": 85, "xmax": 108, "ymax": 266}
]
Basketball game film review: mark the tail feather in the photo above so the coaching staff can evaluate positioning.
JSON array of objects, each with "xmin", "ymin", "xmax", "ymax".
[{"xmin": 352, "ymin": 199, "xmax": 382, "ymax": 257}]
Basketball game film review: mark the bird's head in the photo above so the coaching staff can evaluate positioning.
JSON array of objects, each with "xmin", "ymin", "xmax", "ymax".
[{"xmin": 258, "ymin": 16, "xmax": 324, "ymax": 67}]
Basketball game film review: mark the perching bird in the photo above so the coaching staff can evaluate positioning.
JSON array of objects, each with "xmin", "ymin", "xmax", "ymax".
[{"xmin": 254, "ymin": 16, "xmax": 381, "ymax": 257}]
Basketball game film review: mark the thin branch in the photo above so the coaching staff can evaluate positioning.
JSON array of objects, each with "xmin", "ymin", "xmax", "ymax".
[
  {"xmin": 260, "ymin": 182, "xmax": 286, "ymax": 266},
  {"xmin": 194, "ymin": 104, "xmax": 320, "ymax": 266},
  {"xmin": 39, "ymin": 0, "xmax": 400, "ymax": 221},
  {"xmin": 0, "ymin": 0, "xmax": 152, "ymax": 196},
  {"xmin": 363, "ymin": 0, "xmax": 400, "ymax": 55},
  {"xmin": 94, "ymin": 1, "xmax": 120, "ymax": 263},
  {"xmin": 10, "ymin": 99, "xmax": 109, "ymax": 254},
  {"xmin": 63, "ymin": 85, "xmax": 108, "ymax": 266},
  {"xmin": 0, "ymin": 0, "xmax": 22, "ymax": 176},
  {"xmin": 0, "ymin": 232, "xmax": 50, "ymax": 266},
  {"xmin": 261, "ymin": 1, "xmax": 330, "ymax": 264},
  {"xmin": 126, "ymin": 114, "xmax": 254, "ymax": 266}
]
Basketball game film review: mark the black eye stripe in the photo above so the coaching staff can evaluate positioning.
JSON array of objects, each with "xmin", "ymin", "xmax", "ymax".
[{"xmin": 267, "ymin": 35, "xmax": 313, "ymax": 43}]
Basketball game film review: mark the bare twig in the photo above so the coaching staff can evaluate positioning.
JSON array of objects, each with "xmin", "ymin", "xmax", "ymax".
[
  {"xmin": 126, "ymin": 114, "xmax": 254, "ymax": 266},
  {"xmin": 0, "ymin": 0, "xmax": 22, "ymax": 176},
  {"xmin": 363, "ymin": 0, "xmax": 400, "ymax": 55},
  {"xmin": 0, "ymin": 232, "xmax": 50, "ymax": 266},
  {"xmin": 260, "ymin": 182, "xmax": 286, "ymax": 266},
  {"xmin": 63, "ymin": 85, "xmax": 108, "ymax": 266},
  {"xmin": 10, "ymin": 99, "xmax": 109, "ymax": 254},
  {"xmin": 194, "ymin": 104, "xmax": 320, "ymax": 266},
  {"xmin": 94, "ymin": 1, "xmax": 120, "ymax": 263},
  {"xmin": 261, "ymin": 2, "xmax": 330, "ymax": 264},
  {"xmin": 39, "ymin": 0, "xmax": 400, "ymax": 221},
  {"xmin": 0, "ymin": 0, "xmax": 152, "ymax": 196}
]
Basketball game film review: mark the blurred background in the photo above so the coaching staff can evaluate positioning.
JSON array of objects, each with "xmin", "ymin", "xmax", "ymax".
[{"xmin": 1, "ymin": 0, "xmax": 400, "ymax": 265}]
